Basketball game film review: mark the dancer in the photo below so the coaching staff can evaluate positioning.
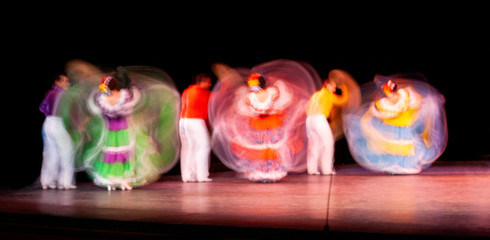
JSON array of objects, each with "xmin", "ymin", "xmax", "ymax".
[
  {"xmin": 306, "ymin": 77, "xmax": 347, "ymax": 175},
  {"xmin": 209, "ymin": 60, "xmax": 321, "ymax": 182},
  {"xmin": 343, "ymin": 74, "xmax": 448, "ymax": 174},
  {"xmin": 93, "ymin": 72, "xmax": 138, "ymax": 190},
  {"xmin": 179, "ymin": 73, "xmax": 213, "ymax": 182},
  {"xmin": 58, "ymin": 64, "xmax": 181, "ymax": 190},
  {"xmin": 39, "ymin": 74, "xmax": 76, "ymax": 190},
  {"xmin": 305, "ymin": 69, "xmax": 360, "ymax": 175}
]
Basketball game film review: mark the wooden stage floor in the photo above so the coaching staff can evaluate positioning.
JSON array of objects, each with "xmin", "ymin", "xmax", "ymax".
[{"xmin": 1, "ymin": 160, "xmax": 489, "ymax": 239}]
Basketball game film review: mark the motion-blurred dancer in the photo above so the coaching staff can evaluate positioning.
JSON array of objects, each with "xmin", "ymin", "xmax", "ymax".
[
  {"xmin": 180, "ymin": 73, "xmax": 213, "ymax": 182},
  {"xmin": 305, "ymin": 69, "xmax": 360, "ymax": 175},
  {"xmin": 306, "ymin": 78, "xmax": 348, "ymax": 175},
  {"xmin": 343, "ymin": 74, "xmax": 448, "ymax": 174},
  {"xmin": 58, "ymin": 64, "xmax": 181, "ymax": 190},
  {"xmin": 209, "ymin": 60, "xmax": 321, "ymax": 182},
  {"xmin": 40, "ymin": 74, "xmax": 76, "ymax": 190}
]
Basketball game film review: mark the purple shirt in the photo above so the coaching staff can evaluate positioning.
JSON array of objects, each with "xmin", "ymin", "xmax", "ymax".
[{"xmin": 39, "ymin": 85, "xmax": 64, "ymax": 116}]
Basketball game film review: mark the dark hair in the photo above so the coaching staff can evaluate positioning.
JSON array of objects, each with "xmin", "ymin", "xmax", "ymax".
[
  {"xmin": 193, "ymin": 73, "xmax": 210, "ymax": 85},
  {"xmin": 335, "ymin": 87, "xmax": 343, "ymax": 96},
  {"xmin": 391, "ymin": 83, "xmax": 398, "ymax": 92},
  {"xmin": 247, "ymin": 75, "xmax": 266, "ymax": 89},
  {"xmin": 107, "ymin": 78, "xmax": 118, "ymax": 90},
  {"xmin": 112, "ymin": 66, "xmax": 131, "ymax": 90},
  {"xmin": 54, "ymin": 73, "xmax": 67, "ymax": 82},
  {"xmin": 324, "ymin": 78, "xmax": 342, "ymax": 95},
  {"xmin": 323, "ymin": 78, "xmax": 333, "ymax": 85},
  {"xmin": 257, "ymin": 76, "xmax": 266, "ymax": 89}
]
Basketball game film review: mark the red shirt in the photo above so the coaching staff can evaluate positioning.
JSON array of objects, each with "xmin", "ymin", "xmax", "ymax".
[{"xmin": 180, "ymin": 85, "xmax": 211, "ymax": 120}]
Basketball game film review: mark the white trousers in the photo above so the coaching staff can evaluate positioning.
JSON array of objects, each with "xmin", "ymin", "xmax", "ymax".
[
  {"xmin": 41, "ymin": 116, "xmax": 75, "ymax": 188},
  {"xmin": 179, "ymin": 118, "xmax": 211, "ymax": 182},
  {"xmin": 306, "ymin": 115, "xmax": 335, "ymax": 175}
]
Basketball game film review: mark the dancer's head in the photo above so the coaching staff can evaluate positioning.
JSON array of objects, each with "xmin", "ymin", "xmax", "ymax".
[
  {"xmin": 55, "ymin": 74, "xmax": 70, "ymax": 90},
  {"xmin": 99, "ymin": 76, "xmax": 114, "ymax": 94},
  {"xmin": 113, "ymin": 66, "xmax": 131, "ymax": 90},
  {"xmin": 382, "ymin": 80, "xmax": 397, "ymax": 96},
  {"xmin": 323, "ymin": 78, "xmax": 337, "ymax": 92},
  {"xmin": 99, "ymin": 67, "xmax": 131, "ymax": 94},
  {"xmin": 247, "ymin": 73, "xmax": 266, "ymax": 92},
  {"xmin": 193, "ymin": 73, "xmax": 212, "ymax": 89}
]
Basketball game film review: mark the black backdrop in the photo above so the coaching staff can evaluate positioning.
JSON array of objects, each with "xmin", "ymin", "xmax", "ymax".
[{"xmin": 4, "ymin": 8, "xmax": 489, "ymax": 188}]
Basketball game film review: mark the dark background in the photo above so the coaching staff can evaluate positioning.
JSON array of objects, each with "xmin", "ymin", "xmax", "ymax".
[{"xmin": 3, "ymin": 6, "xmax": 489, "ymax": 188}]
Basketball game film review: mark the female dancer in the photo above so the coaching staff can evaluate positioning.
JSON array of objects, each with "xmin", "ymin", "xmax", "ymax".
[
  {"xmin": 58, "ymin": 65, "xmax": 180, "ymax": 190},
  {"xmin": 209, "ymin": 60, "xmax": 320, "ymax": 182},
  {"xmin": 343, "ymin": 74, "xmax": 448, "ymax": 174}
]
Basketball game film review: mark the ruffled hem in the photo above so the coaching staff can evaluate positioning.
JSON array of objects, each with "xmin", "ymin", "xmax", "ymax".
[
  {"xmin": 91, "ymin": 170, "xmax": 160, "ymax": 188},
  {"xmin": 243, "ymin": 170, "xmax": 287, "ymax": 182}
]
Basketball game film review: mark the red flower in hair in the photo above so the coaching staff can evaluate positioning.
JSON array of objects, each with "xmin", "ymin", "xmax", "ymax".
[
  {"xmin": 248, "ymin": 73, "xmax": 261, "ymax": 87},
  {"xmin": 99, "ymin": 76, "xmax": 113, "ymax": 93},
  {"xmin": 382, "ymin": 80, "xmax": 397, "ymax": 96}
]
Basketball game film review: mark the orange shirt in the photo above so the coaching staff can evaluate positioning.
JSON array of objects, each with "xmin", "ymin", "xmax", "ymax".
[{"xmin": 180, "ymin": 85, "xmax": 211, "ymax": 120}]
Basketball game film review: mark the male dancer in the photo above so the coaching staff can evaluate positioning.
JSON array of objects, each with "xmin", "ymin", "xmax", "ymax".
[
  {"xmin": 179, "ymin": 74, "xmax": 213, "ymax": 182},
  {"xmin": 40, "ymin": 74, "xmax": 76, "ymax": 189},
  {"xmin": 306, "ymin": 78, "xmax": 348, "ymax": 175}
]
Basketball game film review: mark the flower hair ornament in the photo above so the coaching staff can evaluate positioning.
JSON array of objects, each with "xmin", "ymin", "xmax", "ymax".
[
  {"xmin": 99, "ymin": 76, "xmax": 113, "ymax": 95},
  {"xmin": 248, "ymin": 73, "xmax": 262, "ymax": 92},
  {"xmin": 382, "ymin": 79, "xmax": 397, "ymax": 96}
]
